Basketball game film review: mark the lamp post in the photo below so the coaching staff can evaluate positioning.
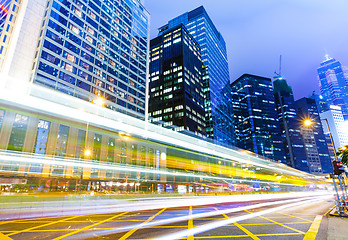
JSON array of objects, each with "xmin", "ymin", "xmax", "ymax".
[
  {"xmin": 303, "ymin": 118, "xmax": 337, "ymax": 160},
  {"xmin": 304, "ymin": 118, "xmax": 348, "ymax": 214}
]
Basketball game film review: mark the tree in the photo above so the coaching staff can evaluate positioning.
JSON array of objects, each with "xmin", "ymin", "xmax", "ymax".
[{"xmin": 337, "ymin": 146, "xmax": 348, "ymax": 165}]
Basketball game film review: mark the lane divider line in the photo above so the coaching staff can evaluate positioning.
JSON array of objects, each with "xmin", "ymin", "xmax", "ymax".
[
  {"xmin": 153, "ymin": 196, "xmax": 329, "ymax": 240},
  {"xmin": 0, "ymin": 232, "xmax": 13, "ymax": 240},
  {"xmin": 222, "ymin": 213, "xmax": 261, "ymax": 240},
  {"xmin": 71, "ymin": 196, "xmax": 329, "ymax": 239},
  {"xmin": 7, "ymin": 215, "xmax": 81, "ymax": 237},
  {"xmin": 303, "ymin": 215, "xmax": 323, "ymax": 240},
  {"xmin": 244, "ymin": 210, "xmax": 305, "ymax": 234},
  {"xmin": 324, "ymin": 206, "xmax": 335, "ymax": 217},
  {"xmin": 53, "ymin": 212, "xmax": 129, "ymax": 240},
  {"xmin": 118, "ymin": 208, "xmax": 166, "ymax": 240},
  {"xmin": 188, "ymin": 206, "xmax": 194, "ymax": 240},
  {"xmin": 277, "ymin": 212, "xmax": 313, "ymax": 223}
]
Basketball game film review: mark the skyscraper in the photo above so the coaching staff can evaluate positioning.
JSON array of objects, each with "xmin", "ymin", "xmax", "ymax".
[
  {"xmin": 0, "ymin": 0, "xmax": 10, "ymax": 35},
  {"xmin": 158, "ymin": 6, "xmax": 234, "ymax": 146},
  {"xmin": 149, "ymin": 24, "xmax": 206, "ymax": 137},
  {"xmin": 1, "ymin": 0, "xmax": 150, "ymax": 119},
  {"xmin": 0, "ymin": 0, "xmax": 21, "ymax": 70},
  {"xmin": 295, "ymin": 97, "xmax": 333, "ymax": 174},
  {"xmin": 309, "ymin": 91, "xmax": 329, "ymax": 113},
  {"xmin": 320, "ymin": 105, "xmax": 348, "ymax": 151},
  {"xmin": 273, "ymin": 76, "xmax": 308, "ymax": 172},
  {"xmin": 317, "ymin": 56, "xmax": 348, "ymax": 120},
  {"xmin": 231, "ymin": 74, "xmax": 285, "ymax": 162}
]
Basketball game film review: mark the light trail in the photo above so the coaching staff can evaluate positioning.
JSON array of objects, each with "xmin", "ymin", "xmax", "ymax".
[
  {"xmin": 154, "ymin": 195, "xmax": 331, "ymax": 240},
  {"xmin": 0, "ymin": 192, "xmax": 331, "ymax": 220},
  {"xmin": 0, "ymin": 150, "xmax": 307, "ymax": 186},
  {"xmin": 67, "ymin": 194, "xmax": 331, "ymax": 240},
  {"xmin": 0, "ymin": 85, "xmax": 315, "ymax": 179}
]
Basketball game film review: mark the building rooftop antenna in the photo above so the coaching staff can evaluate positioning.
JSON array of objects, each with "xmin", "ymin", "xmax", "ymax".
[{"xmin": 274, "ymin": 55, "xmax": 282, "ymax": 77}]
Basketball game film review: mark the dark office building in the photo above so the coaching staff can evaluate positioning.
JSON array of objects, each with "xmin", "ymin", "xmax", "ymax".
[
  {"xmin": 149, "ymin": 24, "xmax": 205, "ymax": 137},
  {"xmin": 157, "ymin": 6, "xmax": 234, "ymax": 146},
  {"xmin": 273, "ymin": 76, "xmax": 309, "ymax": 172},
  {"xmin": 294, "ymin": 97, "xmax": 333, "ymax": 174},
  {"xmin": 231, "ymin": 74, "xmax": 285, "ymax": 162}
]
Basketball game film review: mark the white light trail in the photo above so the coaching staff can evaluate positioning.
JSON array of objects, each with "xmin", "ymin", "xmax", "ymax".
[
  {"xmin": 69, "ymin": 194, "xmax": 331, "ymax": 240},
  {"xmin": 0, "ymin": 85, "xmax": 313, "ymax": 179},
  {"xmin": 154, "ymin": 195, "xmax": 331, "ymax": 240},
  {"xmin": 0, "ymin": 150, "xmax": 303, "ymax": 186}
]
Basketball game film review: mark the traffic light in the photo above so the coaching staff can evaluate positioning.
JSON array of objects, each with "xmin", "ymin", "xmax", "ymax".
[{"xmin": 332, "ymin": 160, "xmax": 345, "ymax": 175}]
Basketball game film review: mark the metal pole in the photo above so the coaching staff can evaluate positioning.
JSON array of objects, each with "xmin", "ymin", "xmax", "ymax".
[
  {"xmin": 341, "ymin": 174, "xmax": 348, "ymax": 200},
  {"xmin": 338, "ymin": 175, "xmax": 348, "ymax": 211},
  {"xmin": 332, "ymin": 174, "xmax": 343, "ymax": 215}
]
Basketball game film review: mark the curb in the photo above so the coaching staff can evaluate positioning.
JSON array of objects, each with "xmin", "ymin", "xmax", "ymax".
[{"xmin": 329, "ymin": 207, "xmax": 348, "ymax": 218}]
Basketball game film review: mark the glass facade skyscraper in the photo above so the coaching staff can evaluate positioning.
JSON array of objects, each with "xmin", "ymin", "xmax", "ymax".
[
  {"xmin": 158, "ymin": 6, "xmax": 234, "ymax": 146},
  {"xmin": 149, "ymin": 24, "xmax": 206, "ymax": 137},
  {"xmin": 0, "ymin": 0, "xmax": 20, "ymax": 70},
  {"xmin": 309, "ymin": 91, "xmax": 329, "ymax": 114},
  {"xmin": 273, "ymin": 76, "xmax": 309, "ymax": 172},
  {"xmin": 317, "ymin": 57, "xmax": 348, "ymax": 120},
  {"xmin": 231, "ymin": 74, "xmax": 285, "ymax": 162},
  {"xmin": 320, "ymin": 105, "xmax": 348, "ymax": 151},
  {"xmin": 31, "ymin": 0, "xmax": 150, "ymax": 118},
  {"xmin": 0, "ymin": 0, "xmax": 11, "ymax": 35},
  {"xmin": 295, "ymin": 97, "xmax": 333, "ymax": 174}
]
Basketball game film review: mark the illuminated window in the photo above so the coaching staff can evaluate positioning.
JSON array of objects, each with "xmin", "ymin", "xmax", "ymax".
[
  {"xmin": 98, "ymin": 44, "xmax": 106, "ymax": 52},
  {"xmin": 174, "ymin": 105, "xmax": 183, "ymax": 110},
  {"xmin": 164, "ymin": 107, "xmax": 172, "ymax": 113},
  {"xmin": 128, "ymin": 95, "xmax": 135, "ymax": 103},
  {"xmin": 109, "ymin": 59, "xmax": 116, "ymax": 67},
  {"xmin": 55, "ymin": 124, "xmax": 69, "ymax": 156},
  {"xmin": 70, "ymin": 24, "xmax": 79, "ymax": 35},
  {"xmin": 65, "ymin": 63, "xmax": 73, "ymax": 72},
  {"xmin": 87, "ymin": 27, "xmax": 94, "ymax": 35},
  {"xmin": 7, "ymin": 114, "xmax": 28, "ymax": 152},
  {"xmin": 86, "ymin": 35, "xmax": 93, "ymax": 44},
  {"xmin": 66, "ymin": 53, "xmax": 75, "ymax": 63},
  {"xmin": 99, "ymin": 36, "xmax": 106, "ymax": 43},
  {"xmin": 89, "ymin": 10, "xmax": 96, "ymax": 19},
  {"xmin": 74, "ymin": 8, "xmax": 82, "ymax": 17},
  {"xmin": 97, "ymin": 52, "xmax": 105, "ymax": 60}
]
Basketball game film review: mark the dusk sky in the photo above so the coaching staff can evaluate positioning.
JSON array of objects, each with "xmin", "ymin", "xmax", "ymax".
[{"xmin": 144, "ymin": 0, "xmax": 348, "ymax": 100}]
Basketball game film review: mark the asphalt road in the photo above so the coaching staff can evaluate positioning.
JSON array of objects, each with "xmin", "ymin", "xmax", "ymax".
[{"xmin": 0, "ymin": 196, "xmax": 333, "ymax": 240}]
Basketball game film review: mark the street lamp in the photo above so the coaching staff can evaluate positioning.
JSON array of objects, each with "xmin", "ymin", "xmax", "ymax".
[
  {"xmin": 303, "ymin": 119, "xmax": 313, "ymax": 127},
  {"xmin": 304, "ymin": 120, "xmax": 348, "ymax": 215},
  {"xmin": 303, "ymin": 118, "xmax": 338, "ymax": 160}
]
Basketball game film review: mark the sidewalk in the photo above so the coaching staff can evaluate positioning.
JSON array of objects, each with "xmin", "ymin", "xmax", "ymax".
[
  {"xmin": 325, "ymin": 208, "xmax": 348, "ymax": 240},
  {"xmin": 327, "ymin": 216, "xmax": 348, "ymax": 240}
]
